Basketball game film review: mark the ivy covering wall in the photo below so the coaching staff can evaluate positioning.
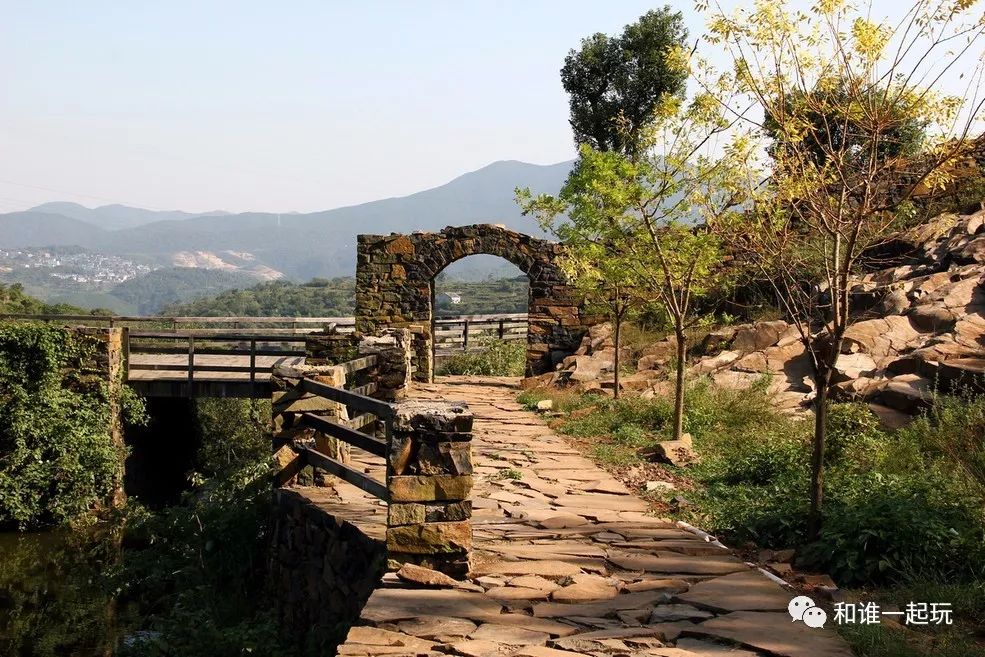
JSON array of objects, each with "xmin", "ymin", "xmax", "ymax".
[{"xmin": 0, "ymin": 323, "xmax": 142, "ymax": 529}]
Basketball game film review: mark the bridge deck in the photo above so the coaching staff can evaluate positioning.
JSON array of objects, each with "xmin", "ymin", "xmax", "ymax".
[
  {"xmin": 319, "ymin": 376, "xmax": 852, "ymax": 657},
  {"xmin": 126, "ymin": 354, "xmax": 305, "ymax": 398}
]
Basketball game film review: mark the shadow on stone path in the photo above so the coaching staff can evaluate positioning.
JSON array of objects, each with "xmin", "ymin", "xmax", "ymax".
[{"xmin": 337, "ymin": 376, "xmax": 854, "ymax": 657}]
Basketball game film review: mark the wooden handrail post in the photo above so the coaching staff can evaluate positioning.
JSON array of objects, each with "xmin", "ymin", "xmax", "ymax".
[
  {"xmin": 498, "ymin": 318, "xmax": 505, "ymax": 340},
  {"xmin": 187, "ymin": 336, "xmax": 195, "ymax": 390},
  {"xmin": 249, "ymin": 338, "xmax": 257, "ymax": 384},
  {"xmin": 462, "ymin": 319, "xmax": 469, "ymax": 352}
]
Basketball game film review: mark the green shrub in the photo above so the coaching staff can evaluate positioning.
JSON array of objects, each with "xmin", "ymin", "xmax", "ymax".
[
  {"xmin": 801, "ymin": 468, "xmax": 985, "ymax": 585},
  {"xmin": 193, "ymin": 398, "xmax": 271, "ymax": 478},
  {"xmin": 517, "ymin": 388, "xmax": 599, "ymax": 413},
  {"xmin": 695, "ymin": 435, "xmax": 807, "ymax": 487},
  {"xmin": 825, "ymin": 402, "xmax": 886, "ymax": 466},
  {"xmin": 898, "ymin": 393, "xmax": 985, "ymax": 494},
  {"xmin": 0, "ymin": 323, "xmax": 144, "ymax": 529},
  {"xmin": 116, "ymin": 462, "xmax": 290, "ymax": 657},
  {"xmin": 437, "ymin": 339, "xmax": 526, "ymax": 376}
]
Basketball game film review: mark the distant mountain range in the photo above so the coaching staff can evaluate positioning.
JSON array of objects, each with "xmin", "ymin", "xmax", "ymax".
[{"xmin": 0, "ymin": 160, "xmax": 572, "ymax": 281}]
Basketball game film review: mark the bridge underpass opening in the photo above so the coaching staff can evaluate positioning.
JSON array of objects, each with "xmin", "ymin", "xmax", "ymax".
[{"xmin": 431, "ymin": 255, "xmax": 529, "ymax": 375}]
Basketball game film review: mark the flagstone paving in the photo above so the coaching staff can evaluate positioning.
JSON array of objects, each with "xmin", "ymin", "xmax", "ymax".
[{"xmin": 332, "ymin": 376, "xmax": 854, "ymax": 657}]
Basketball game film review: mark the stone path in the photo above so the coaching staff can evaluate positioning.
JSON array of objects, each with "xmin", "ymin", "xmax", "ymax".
[{"xmin": 335, "ymin": 376, "xmax": 854, "ymax": 657}]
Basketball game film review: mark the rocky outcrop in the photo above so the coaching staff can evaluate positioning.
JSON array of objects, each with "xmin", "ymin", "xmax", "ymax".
[{"xmin": 524, "ymin": 208, "xmax": 985, "ymax": 419}]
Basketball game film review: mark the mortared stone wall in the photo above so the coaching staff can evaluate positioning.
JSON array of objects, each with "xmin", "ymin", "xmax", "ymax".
[{"xmin": 354, "ymin": 224, "xmax": 591, "ymax": 380}]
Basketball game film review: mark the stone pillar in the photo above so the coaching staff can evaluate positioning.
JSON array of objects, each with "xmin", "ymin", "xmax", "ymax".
[
  {"xmin": 358, "ymin": 328, "xmax": 412, "ymax": 401},
  {"xmin": 305, "ymin": 330, "xmax": 359, "ymax": 366},
  {"xmin": 386, "ymin": 400, "xmax": 474, "ymax": 578},
  {"xmin": 75, "ymin": 327, "xmax": 127, "ymax": 506},
  {"xmin": 271, "ymin": 362, "xmax": 351, "ymax": 487}
]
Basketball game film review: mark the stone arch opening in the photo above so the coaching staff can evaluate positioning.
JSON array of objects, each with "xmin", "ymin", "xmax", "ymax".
[
  {"xmin": 432, "ymin": 255, "xmax": 529, "ymax": 371},
  {"xmin": 355, "ymin": 224, "xmax": 591, "ymax": 381}
]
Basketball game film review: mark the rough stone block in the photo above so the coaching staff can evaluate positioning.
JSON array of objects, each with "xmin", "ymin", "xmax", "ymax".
[
  {"xmin": 415, "ymin": 441, "xmax": 472, "ymax": 475},
  {"xmin": 392, "ymin": 400, "xmax": 473, "ymax": 433},
  {"xmin": 386, "ymin": 521, "xmax": 472, "ymax": 554},
  {"xmin": 388, "ymin": 501, "xmax": 472, "ymax": 526},
  {"xmin": 387, "ymin": 503, "xmax": 426, "ymax": 526},
  {"xmin": 388, "ymin": 475, "xmax": 473, "ymax": 502},
  {"xmin": 426, "ymin": 501, "xmax": 471, "ymax": 523}
]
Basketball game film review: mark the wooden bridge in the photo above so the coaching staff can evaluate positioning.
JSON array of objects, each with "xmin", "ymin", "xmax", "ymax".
[{"xmin": 0, "ymin": 313, "xmax": 528, "ymax": 398}]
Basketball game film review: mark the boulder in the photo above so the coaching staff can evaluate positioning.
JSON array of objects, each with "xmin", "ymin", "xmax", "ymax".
[
  {"xmin": 831, "ymin": 352, "xmax": 878, "ymax": 383},
  {"xmin": 646, "ymin": 433, "xmax": 697, "ymax": 467},
  {"xmin": 619, "ymin": 370, "xmax": 663, "ymax": 392},
  {"xmin": 867, "ymin": 403, "xmax": 914, "ymax": 430},
  {"xmin": 908, "ymin": 304, "xmax": 958, "ymax": 332},
  {"xmin": 692, "ymin": 350, "xmax": 741, "ymax": 374},
  {"xmin": 732, "ymin": 320, "xmax": 790, "ymax": 353},
  {"xmin": 566, "ymin": 355, "xmax": 608, "ymax": 382},
  {"xmin": 637, "ymin": 337, "xmax": 678, "ymax": 370},
  {"xmin": 520, "ymin": 372, "xmax": 560, "ymax": 390},
  {"xmin": 876, "ymin": 374, "xmax": 935, "ymax": 413},
  {"xmin": 830, "ymin": 377, "xmax": 882, "ymax": 402},
  {"xmin": 841, "ymin": 316, "xmax": 922, "ymax": 362},
  {"xmin": 699, "ymin": 327, "xmax": 738, "ymax": 354},
  {"xmin": 937, "ymin": 357, "xmax": 985, "ymax": 393},
  {"xmin": 877, "ymin": 288, "xmax": 911, "ymax": 315}
]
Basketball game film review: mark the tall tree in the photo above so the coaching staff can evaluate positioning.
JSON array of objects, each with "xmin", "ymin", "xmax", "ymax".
[
  {"xmin": 519, "ymin": 73, "xmax": 756, "ymax": 421},
  {"xmin": 561, "ymin": 7, "xmax": 688, "ymax": 155},
  {"xmin": 703, "ymin": 0, "xmax": 985, "ymax": 540}
]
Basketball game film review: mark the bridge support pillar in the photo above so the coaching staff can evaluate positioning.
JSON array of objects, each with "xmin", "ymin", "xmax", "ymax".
[
  {"xmin": 77, "ymin": 327, "xmax": 127, "ymax": 507},
  {"xmin": 386, "ymin": 400, "xmax": 474, "ymax": 578}
]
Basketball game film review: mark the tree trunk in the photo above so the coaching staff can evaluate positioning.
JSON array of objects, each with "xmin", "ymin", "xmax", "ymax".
[
  {"xmin": 673, "ymin": 329, "xmax": 687, "ymax": 441},
  {"xmin": 807, "ymin": 357, "xmax": 835, "ymax": 542},
  {"xmin": 613, "ymin": 314, "xmax": 622, "ymax": 399}
]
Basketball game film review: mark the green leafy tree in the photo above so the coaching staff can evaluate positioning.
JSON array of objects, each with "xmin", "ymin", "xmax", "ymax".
[
  {"xmin": 561, "ymin": 7, "xmax": 688, "ymax": 155},
  {"xmin": 703, "ymin": 0, "xmax": 985, "ymax": 539},
  {"xmin": 520, "ymin": 177, "xmax": 647, "ymax": 398},
  {"xmin": 762, "ymin": 82, "xmax": 928, "ymax": 168},
  {"xmin": 519, "ymin": 72, "xmax": 756, "ymax": 422}
]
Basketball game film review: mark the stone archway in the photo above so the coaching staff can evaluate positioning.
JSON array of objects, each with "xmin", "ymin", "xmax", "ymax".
[{"xmin": 355, "ymin": 224, "xmax": 591, "ymax": 380}]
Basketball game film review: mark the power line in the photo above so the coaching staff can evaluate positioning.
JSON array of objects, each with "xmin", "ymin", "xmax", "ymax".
[{"xmin": 0, "ymin": 177, "xmax": 167, "ymax": 211}]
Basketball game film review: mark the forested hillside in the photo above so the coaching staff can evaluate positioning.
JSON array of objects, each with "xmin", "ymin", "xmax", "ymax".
[
  {"xmin": 112, "ymin": 268, "xmax": 262, "ymax": 315},
  {"xmin": 162, "ymin": 276, "xmax": 530, "ymax": 317},
  {"xmin": 0, "ymin": 283, "xmax": 106, "ymax": 316},
  {"xmin": 434, "ymin": 276, "xmax": 527, "ymax": 316},
  {"xmin": 161, "ymin": 278, "xmax": 356, "ymax": 316}
]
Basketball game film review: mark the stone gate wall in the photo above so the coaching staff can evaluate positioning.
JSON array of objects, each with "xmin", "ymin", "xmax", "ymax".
[{"xmin": 354, "ymin": 224, "xmax": 591, "ymax": 380}]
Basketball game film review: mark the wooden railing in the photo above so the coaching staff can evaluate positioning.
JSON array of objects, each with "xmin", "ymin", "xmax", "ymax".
[
  {"xmin": 433, "ymin": 313, "xmax": 528, "ymax": 355},
  {"xmin": 278, "ymin": 357, "xmax": 393, "ymax": 501},
  {"xmin": 270, "ymin": 330, "xmax": 475, "ymax": 577},
  {"xmin": 126, "ymin": 331, "xmax": 307, "ymax": 385},
  {"xmin": 1, "ymin": 313, "xmax": 530, "ymax": 355},
  {"xmin": 0, "ymin": 314, "xmax": 353, "ymax": 334}
]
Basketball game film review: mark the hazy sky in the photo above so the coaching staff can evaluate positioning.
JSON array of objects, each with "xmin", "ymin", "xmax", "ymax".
[
  {"xmin": 2, "ymin": 1, "xmax": 973, "ymax": 216},
  {"xmin": 0, "ymin": 1, "xmax": 676, "ymax": 214}
]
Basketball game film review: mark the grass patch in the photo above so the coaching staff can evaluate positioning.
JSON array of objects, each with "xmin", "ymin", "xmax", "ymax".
[
  {"xmin": 437, "ymin": 339, "xmax": 526, "ymax": 377},
  {"xmin": 837, "ymin": 622, "xmax": 985, "ymax": 657},
  {"xmin": 493, "ymin": 468, "xmax": 523, "ymax": 480}
]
